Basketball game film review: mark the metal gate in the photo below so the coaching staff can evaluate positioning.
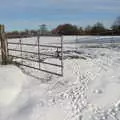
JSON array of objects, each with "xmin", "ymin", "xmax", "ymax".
[{"xmin": 7, "ymin": 35, "xmax": 63, "ymax": 76}]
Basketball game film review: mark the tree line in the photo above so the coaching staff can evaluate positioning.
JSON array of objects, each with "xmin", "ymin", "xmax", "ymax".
[
  {"xmin": 52, "ymin": 16, "xmax": 120, "ymax": 35},
  {"xmin": 7, "ymin": 16, "xmax": 120, "ymax": 37}
]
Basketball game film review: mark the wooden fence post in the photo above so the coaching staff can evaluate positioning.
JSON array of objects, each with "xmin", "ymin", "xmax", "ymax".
[{"xmin": 0, "ymin": 24, "xmax": 8, "ymax": 64}]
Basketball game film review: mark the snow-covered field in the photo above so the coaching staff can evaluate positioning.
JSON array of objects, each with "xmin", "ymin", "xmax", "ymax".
[{"xmin": 0, "ymin": 36, "xmax": 120, "ymax": 120}]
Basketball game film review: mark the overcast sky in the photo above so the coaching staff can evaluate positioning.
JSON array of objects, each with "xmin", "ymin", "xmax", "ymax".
[{"xmin": 0, "ymin": 0, "xmax": 120, "ymax": 31}]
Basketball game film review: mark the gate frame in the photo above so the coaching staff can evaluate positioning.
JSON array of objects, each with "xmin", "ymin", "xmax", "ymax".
[
  {"xmin": 7, "ymin": 35, "xmax": 63, "ymax": 76},
  {"xmin": 0, "ymin": 25, "xmax": 63, "ymax": 76}
]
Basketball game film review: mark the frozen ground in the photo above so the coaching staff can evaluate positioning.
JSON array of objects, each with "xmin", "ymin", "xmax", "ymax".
[{"xmin": 0, "ymin": 36, "xmax": 120, "ymax": 120}]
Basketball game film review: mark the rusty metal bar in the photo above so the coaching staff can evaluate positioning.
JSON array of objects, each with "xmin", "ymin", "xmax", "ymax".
[
  {"xmin": 61, "ymin": 36, "xmax": 64, "ymax": 76},
  {"xmin": 37, "ymin": 34, "xmax": 41, "ymax": 68},
  {"xmin": 8, "ymin": 48, "xmax": 58, "ymax": 57},
  {"xmin": 19, "ymin": 39, "xmax": 23, "ymax": 63},
  {"xmin": 16, "ymin": 62, "xmax": 62, "ymax": 76},
  {"xmin": 9, "ymin": 55, "xmax": 62, "ymax": 67},
  {"xmin": 8, "ymin": 42, "xmax": 62, "ymax": 48},
  {"xmin": 7, "ymin": 35, "xmax": 61, "ymax": 39}
]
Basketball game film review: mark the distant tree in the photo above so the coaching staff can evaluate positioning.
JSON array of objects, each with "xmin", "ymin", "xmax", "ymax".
[
  {"xmin": 52, "ymin": 24, "xmax": 79, "ymax": 35},
  {"xmin": 12, "ymin": 30, "xmax": 19, "ymax": 34},
  {"xmin": 91, "ymin": 22, "xmax": 106, "ymax": 35},
  {"xmin": 30, "ymin": 30, "xmax": 37, "ymax": 36},
  {"xmin": 39, "ymin": 24, "xmax": 48, "ymax": 35},
  {"xmin": 113, "ymin": 16, "xmax": 120, "ymax": 26},
  {"xmin": 6, "ymin": 30, "xmax": 20, "ymax": 38},
  {"xmin": 85, "ymin": 25, "xmax": 92, "ymax": 35},
  {"xmin": 79, "ymin": 27, "xmax": 84, "ymax": 35},
  {"xmin": 111, "ymin": 16, "xmax": 120, "ymax": 34},
  {"xmin": 24, "ymin": 29, "xmax": 29, "ymax": 35}
]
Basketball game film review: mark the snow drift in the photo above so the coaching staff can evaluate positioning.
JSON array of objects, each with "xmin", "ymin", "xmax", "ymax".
[
  {"xmin": 1, "ymin": 36, "xmax": 120, "ymax": 120},
  {"xmin": 0, "ymin": 65, "xmax": 27, "ymax": 106}
]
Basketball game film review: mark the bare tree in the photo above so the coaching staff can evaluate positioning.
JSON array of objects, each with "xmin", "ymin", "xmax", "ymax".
[
  {"xmin": 114, "ymin": 16, "xmax": 120, "ymax": 26},
  {"xmin": 111, "ymin": 16, "xmax": 120, "ymax": 34}
]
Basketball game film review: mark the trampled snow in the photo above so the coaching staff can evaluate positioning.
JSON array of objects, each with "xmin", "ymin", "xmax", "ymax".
[{"xmin": 0, "ymin": 36, "xmax": 120, "ymax": 120}]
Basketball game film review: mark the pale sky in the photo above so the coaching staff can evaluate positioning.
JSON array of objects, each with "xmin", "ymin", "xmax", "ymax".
[{"xmin": 0, "ymin": 0, "xmax": 120, "ymax": 31}]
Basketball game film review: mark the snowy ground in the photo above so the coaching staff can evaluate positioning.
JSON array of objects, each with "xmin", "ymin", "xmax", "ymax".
[{"xmin": 0, "ymin": 36, "xmax": 120, "ymax": 120}]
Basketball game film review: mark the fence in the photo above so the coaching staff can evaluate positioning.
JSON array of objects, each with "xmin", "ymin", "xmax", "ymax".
[{"xmin": 0, "ymin": 25, "xmax": 63, "ymax": 76}]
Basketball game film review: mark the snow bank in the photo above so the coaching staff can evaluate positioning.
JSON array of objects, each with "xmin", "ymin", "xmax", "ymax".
[
  {"xmin": 0, "ymin": 65, "xmax": 27, "ymax": 106},
  {"xmin": 1, "ymin": 36, "xmax": 120, "ymax": 120}
]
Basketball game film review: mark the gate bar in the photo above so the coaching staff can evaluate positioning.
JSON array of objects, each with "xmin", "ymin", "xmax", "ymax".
[
  {"xmin": 8, "ymin": 42, "xmax": 62, "ymax": 48},
  {"xmin": 8, "ymin": 48, "xmax": 58, "ymax": 57},
  {"xmin": 37, "ymin": 34, "xmax": 40, "ymax": 68},
  {"xmin": 16, "ymin": 62, "xmax": 62, "ymax": 76},
  {"xmin": 61, "ymin": 36, "xmax": 64, "ymax": 76},
  {"xmin": 9, "ymin": 55, "xmax": 63, "ymax": 67}
]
